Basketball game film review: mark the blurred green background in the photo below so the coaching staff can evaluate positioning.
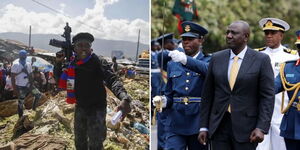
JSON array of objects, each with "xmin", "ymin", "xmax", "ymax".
[{"xmin": 151, "ymin": 0, "xmax": 300, "ymax": 53}]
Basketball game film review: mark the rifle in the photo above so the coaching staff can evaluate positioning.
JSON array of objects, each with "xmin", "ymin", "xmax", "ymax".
[{"xmin": 49, "ymin": 22, "xmax": 73, "ymax": 62}]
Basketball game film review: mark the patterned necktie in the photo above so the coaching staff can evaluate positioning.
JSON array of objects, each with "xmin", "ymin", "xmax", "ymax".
[{"xmin": 228, "ymin": 56, "xmax": 240, "ymax": 112}]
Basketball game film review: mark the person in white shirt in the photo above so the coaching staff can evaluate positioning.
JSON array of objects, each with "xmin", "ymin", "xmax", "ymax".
[
  {"xmin": 256, "ymin": 18, "xmax": 299, "ymax": 150},
  {"xmin": 11, "ymin": 50, "xmax": 41, "ymax": 118}
]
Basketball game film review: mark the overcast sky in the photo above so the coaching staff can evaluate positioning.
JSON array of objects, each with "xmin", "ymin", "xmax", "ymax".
[{"xmin": 0, "ymin": 0, "xmax": 149, "ymax": 44}]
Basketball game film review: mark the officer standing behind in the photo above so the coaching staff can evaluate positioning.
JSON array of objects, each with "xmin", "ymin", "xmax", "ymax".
[
  {"xmin": 155, "ymin": 34, "xmax": 180, "ymax": 150},
  {"xmin": 56, "ymin": 32, "xmax": 131, "ymax": 150},
  {"xmin": 157, "ymin": 33, "xmax": 177, "ymax": 52},
  {"xmin": 151, "ymin": 40, "xmax": 163, "ymax": 100},
  {"xmin": 256, "ymin": 18, "xmax": 299, "ymax": 150},
  {"xmin": 153, "ymin": 21, "xmax": 210, "ymax": 150},
  {"xmin": 156, "ymin": 33, "xmax": 177, "ymax": 73},
  {"xmin": 274, "ymin": 30, "xmax": 300, "ymax": 150},
  {"xmin": 151, "ymin": 39, "xmax": 166, "ymax": 150}
]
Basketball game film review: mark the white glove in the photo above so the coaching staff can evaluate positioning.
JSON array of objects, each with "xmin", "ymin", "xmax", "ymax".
[
  {"xmin": 168, "ymin": 50, "xmax": 187, "ymax": 65},
  {"xmin": 152, "ymin": 96, "xmax": 167, "ymax": 111}
]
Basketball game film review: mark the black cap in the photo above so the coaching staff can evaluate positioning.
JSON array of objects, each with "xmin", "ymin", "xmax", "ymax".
[
  {"xmin": 72, "ymin": 32, "xmax": 94, "ymax": 43},
  {"xmin": 181, "ymin": 21, "xmax": 208, "ymax": 38},
  {"xmin": 151, "ymin": 39, "xmax": 160, "ymax": 46},
  {"xmin": 156, "ymin": 33, "xmax": 174, "ymax": 46},
  {"xmin": 173, "ymin": 38, "xmax": 181, "ymax": 44}
]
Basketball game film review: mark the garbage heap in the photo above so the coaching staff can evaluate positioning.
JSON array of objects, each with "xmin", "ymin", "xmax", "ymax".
[{"xmin": 0, "ymin": 76, "xmax": 149, "ymax": 150}]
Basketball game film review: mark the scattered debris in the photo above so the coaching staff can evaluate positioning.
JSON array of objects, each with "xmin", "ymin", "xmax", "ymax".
[
  {"xmin": 12, "ymin": 115, "xmax": 34, "ymax": 140},
  {"xmin": 0, "ymin": 76, "xmax": 149, "ymax": 149}
]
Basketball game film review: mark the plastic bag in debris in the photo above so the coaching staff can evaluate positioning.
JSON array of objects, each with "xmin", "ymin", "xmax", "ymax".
[{"xmin": 133, "ymin": 122, "xmax": 149, "ymax": 134}]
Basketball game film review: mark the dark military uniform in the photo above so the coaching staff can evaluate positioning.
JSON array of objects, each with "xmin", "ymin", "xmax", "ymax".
[
  {"xmin": 164, "ymin": 51, "xmax": 210, "ymax": 150},
  {"xmin": 274, "ymin": 30, "xmax": 300, "ymax": 150},
  {"xmin": 154, "ymin": 33, "xmax": 185, "ymax": 149},
  {"xmin": 154, "ymin": 34, "xmax": 174, "ymax": 150},
  {"xmin": 152, "ymin": 50, "xmax": 167, "ymax": 150},
  {"xmin": 163, "ymin": 21, "xmax": 210, "ymax": 150},
  {"xmin": 275, "ymin": 60, "xmax": 300, "ymax": 150},
  {"xmin": 151, "ymin": 50, "xmax": 163, "ymax": 99}
]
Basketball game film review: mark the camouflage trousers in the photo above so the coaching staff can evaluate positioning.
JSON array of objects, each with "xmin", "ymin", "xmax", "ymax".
[
  {"xmin": 17, "ymin": 86, "xmax": 41, "ymax": 117},
  {"xmin": 74, "ymin": 106, "xmax": 107, "ymax": 150}
]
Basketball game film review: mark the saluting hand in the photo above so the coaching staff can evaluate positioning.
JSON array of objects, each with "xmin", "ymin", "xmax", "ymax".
[{"xmin": 168, "ymin": 50, "xmax": 187, "ymax": 65}]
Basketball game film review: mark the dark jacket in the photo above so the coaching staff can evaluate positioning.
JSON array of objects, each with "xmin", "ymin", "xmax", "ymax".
[
  {"xmin": 55, "ymin": 53, "xmax": 129, "ymax": 109},
  {"xmin": 200, "ymin": 48, "xmax": 275, "ymax": 142},
  {"xmin": 164, "ymin": 51, "xmax": 210, "ymax": 135}
]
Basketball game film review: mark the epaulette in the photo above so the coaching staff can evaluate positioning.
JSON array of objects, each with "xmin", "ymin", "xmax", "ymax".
[
  {"xmin": 254, "ymin": 47, "xmax": 266, "ymax": 51},
  {"xmin": 283, "ymin": 48, "xmax": 298, "ymax": 55}
]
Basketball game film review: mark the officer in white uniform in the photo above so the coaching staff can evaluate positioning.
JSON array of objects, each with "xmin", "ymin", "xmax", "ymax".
[{"xmin": 256, "ymin": 18, "xmax": 299, "ymax": 150}]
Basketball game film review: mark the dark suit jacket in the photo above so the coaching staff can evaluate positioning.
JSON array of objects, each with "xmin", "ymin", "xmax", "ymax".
[{"xmin": 200, "ymin": 47, "xmax": 275, "ymax": 142}]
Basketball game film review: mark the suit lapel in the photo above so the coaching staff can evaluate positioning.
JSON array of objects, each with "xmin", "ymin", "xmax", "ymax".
[
  {"xmin": 233, "ymin": 48, "xmax": 256, "ymax": 90},
  {"xmin": 221, "ymin": 50, "xmax": 231, "ymax": 90}
]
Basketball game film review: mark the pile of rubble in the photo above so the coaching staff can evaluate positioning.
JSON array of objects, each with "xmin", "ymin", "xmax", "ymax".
[{"xmin": 0, "ymin": 76, "xmax": 149, "ymax": 150}]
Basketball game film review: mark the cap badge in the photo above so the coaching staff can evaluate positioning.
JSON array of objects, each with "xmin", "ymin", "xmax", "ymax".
[
  {"xmin": 185, "ymin": 25, "xmax": 191, "ymax": 32},
  {"xmin": 265, "ymin": 20, "xmax": 273, "ymax": 28}
]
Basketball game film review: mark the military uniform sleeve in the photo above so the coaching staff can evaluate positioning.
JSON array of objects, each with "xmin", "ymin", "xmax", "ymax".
[
  {"xmin": 164, "ymin": 62, "xmax": 174, "ymax": 109},
  {"xmin": 200, "ymin": 55, "xmax": 215, "ymax": 128},
  {"xmin": 256, "ymin": 55, "xmax": 275, "ymax": 132},
  {"xmin": 274, "ymin": 72, "xmax": 284, "ymax": 94},
  {"xmin": 157, "ymin": 51, "xmax": 171, "ymax": 71},
  {"xmin": 98, "ymin": 56, "xmax": 131, "ymax": 102},
  {"xmin": 185, "ymin": 56, "xmax": 209, "ymax": 76}
]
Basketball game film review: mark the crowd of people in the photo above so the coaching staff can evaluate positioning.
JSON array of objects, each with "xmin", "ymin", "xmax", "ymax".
[
  {"xmin": 0, "ymin": 55, "xmax": 56, "ymax": 103},
  {"xmin": 0, "ymin": 61, "xmax": 14, "ymax": 101}
]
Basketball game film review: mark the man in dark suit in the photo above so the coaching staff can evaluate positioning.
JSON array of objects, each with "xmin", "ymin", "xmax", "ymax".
[{"xmin": 198, "ymin": 20, "xmax": 275, "ymax": 150}]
